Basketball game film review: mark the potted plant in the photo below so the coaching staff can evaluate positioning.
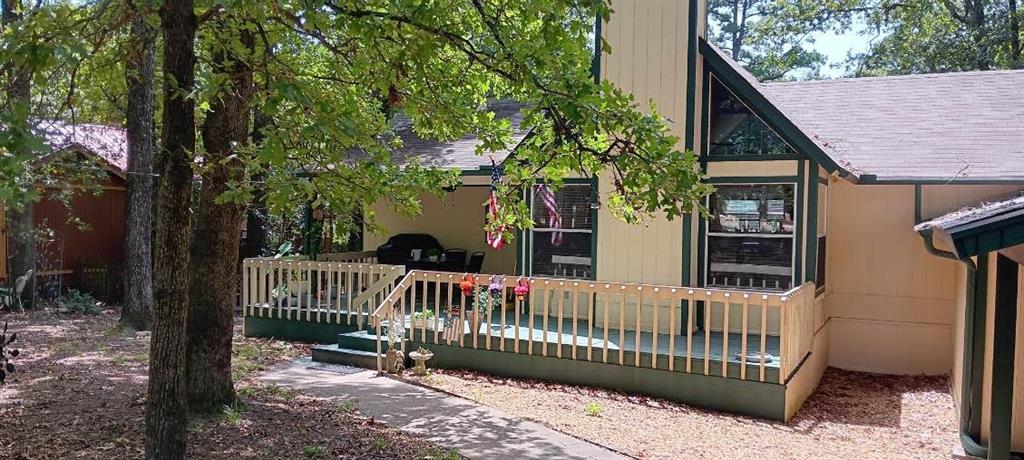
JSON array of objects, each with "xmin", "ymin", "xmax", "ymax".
[{"xmin": 412, "ymin": 309, "xmax": 435, "ymax": 331}]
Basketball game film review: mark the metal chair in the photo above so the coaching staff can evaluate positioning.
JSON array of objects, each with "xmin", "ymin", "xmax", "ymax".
[
  {"xmin": 0, "ymin": 270, "xmax": 33, "ymax": 310},
  {"xmin": 440, "ymin": 248, "xmax": 467, "ymax": 272},
  {"xmin": 466, "ymin": 252, "xmax": 485, "ymax": 273}
]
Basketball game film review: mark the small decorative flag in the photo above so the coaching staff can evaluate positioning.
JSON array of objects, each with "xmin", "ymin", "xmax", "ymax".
[
  {"xmin": 536, "ymin": 184, "xmax": 563, "ymax": 246},
  {"xmin": 486, "ymin": 159, "xmax": 505, "ymax": 250}
]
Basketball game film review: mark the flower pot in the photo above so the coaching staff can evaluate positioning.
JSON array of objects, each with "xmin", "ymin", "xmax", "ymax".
[
  {"xmin": 467, "ymin": 311, "xmax": 481, "ymax": 334},
  {"xmin": 385, "ymin": 348, "xmax": 405, "ymax": 375},
  {"xmin": 411, "ymin": 317, "xmax": 436, "ymax": 331}
]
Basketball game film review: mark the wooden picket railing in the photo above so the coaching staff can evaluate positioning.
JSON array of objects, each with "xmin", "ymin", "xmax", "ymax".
[
  {"xmin": 371, "ymin": 270, "xmax": 815, "ymax": 384},
  {"xmin": 318, "ymin": 251, "xmax": 377, "ymax": 264},
  {"xmin": 241, "ymin": 258, "xmax": 404, "ymax": 330}
]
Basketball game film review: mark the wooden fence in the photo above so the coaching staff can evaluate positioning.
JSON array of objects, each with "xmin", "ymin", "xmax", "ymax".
[{"xmin": 372, "ymin": 271, "xmax": 815, "ymax": 384}]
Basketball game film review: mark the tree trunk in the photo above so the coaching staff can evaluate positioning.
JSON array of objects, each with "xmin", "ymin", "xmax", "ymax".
[
  {"xmin": 121, "ymin": 0, "xmax": 156, "ymax": 330},
  {"xmin": 966, "ymin": 0, "xmax": 991, "ymax": 70},
  {"xmin": 1010, "ymin": 0, "xmax": 1021, "ymax": 67},
  {"xmin": 145, "ymin": 0, "xmax": 196, "ymax": 458},
  {"xmin": 241, "ymin": 111, "xmax": 270, "ymax": 259},
  {"xmin": 3, "ymin": 0, "xmax": 35, "ymax": 309},
  {"xmin": 185, "ymin": 20, "xmax": 255, "ymax": 412}
]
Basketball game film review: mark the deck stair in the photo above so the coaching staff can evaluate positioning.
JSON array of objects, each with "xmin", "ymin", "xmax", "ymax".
[{"xmin": 311, "ymin": 330, "xmax": 382, "ymax": 369}]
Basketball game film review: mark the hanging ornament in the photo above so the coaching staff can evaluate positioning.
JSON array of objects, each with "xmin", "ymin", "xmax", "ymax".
[
  {"xmin": 488, "ymin": 275, "xmax": 504, "ymax": 295},
  {"xmin": 459, "ymin": 274, "xmax": 476, "ymax": 297},
  {"xmin": 514, "ymin": 278, "xmax": 531, "ymax": 301}
]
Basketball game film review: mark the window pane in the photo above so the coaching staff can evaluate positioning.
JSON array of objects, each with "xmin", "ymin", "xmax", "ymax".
[
  {"xmin": 708, "ymin": 184, "xmax": 795, "ymax": 235},
  {"xmin": 532, "ymin": 184, "xmax": 593, "ymax": 230},
  {"xmin": 707, "ymin": 235, "xmax": 793, "ymax": 290},
  {"xmin": 709, "ymin": 77, "xmax": 796, "ymax": 157},
  {"xmin": 531, "ymin": 231, "xmax": 592, "ymax": 278},
  {"xmin": 530, "ymin": 183, "xmax": 594, "ymax": 279}
]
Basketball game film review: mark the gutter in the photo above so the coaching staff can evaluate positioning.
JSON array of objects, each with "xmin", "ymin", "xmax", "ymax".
[{"xmin": 914, "ymin": 185, "xmax": 988, "ymax": 458}]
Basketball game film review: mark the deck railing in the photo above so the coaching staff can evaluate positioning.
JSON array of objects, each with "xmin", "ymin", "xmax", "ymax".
[
  {"xmin": 318, "ymin": 250, "xmax": 378, "ymax": 264},
  {"xmin": 371, "ymin": 271, "xmax": 815, "ymax": 384},
  {"xmin": 242, "ymin": 258, "xmax": 404, "ymax": 329}
]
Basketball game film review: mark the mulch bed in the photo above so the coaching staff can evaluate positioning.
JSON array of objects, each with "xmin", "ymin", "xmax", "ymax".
[
  {"xmin": 408, "ymin": 367, "xmax": 958, "ymax": 459},
  {"xmin": 0, "ymin": 307, "xmax": 453, "ymax": 459}
]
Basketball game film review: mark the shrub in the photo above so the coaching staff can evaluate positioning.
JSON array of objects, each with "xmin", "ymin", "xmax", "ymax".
[
  {"xmin": 58, "ymin": 289, "xmax": 101, "ymax": 315},
  {"xmin": 302, "ymin": 445, "xmax": 326, "ymax": 458},
  {"xmin": 584, "ymin": 401, "xmax": 603, "ymax": 417}
]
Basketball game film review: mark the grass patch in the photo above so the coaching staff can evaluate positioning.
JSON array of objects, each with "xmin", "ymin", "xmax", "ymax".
[
  {"xmin": 263, "ymin": 383, "xmax": 296, "ymax": 401},
  {"xmin": 232, "ymin": 359, "xmax": 262, "ymax": 381},
  {"xmin": 338, "ymin": 398, "xmax": 358, "ymax": 413},
  {"xmin": 584, "ymin": 402, "xmax": 603, "ymax": 417},
  {"xmin": 221, "ymin": 400, "xmax": 246, "ymax": 427},
  {"xmin": 371, "ymin": 435, "xmax": 388, "ymax": 453},
  {"xmin": 419, "ymin": 446, "xmax": 460, "ymax": 459},
  {"xmin": 301, "ymin": 445, "xmax": 327, "ymax": 458}
]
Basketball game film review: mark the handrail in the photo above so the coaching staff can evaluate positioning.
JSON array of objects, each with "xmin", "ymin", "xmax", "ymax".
[{"xmin": 370, "ymin": 269, "xmax": 816, "ymax": 383}]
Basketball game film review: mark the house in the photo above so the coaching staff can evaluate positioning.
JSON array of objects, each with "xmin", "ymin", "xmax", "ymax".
[
  {"xmin": 240, "ymin": 1, "xmax": 1023, "ymax": 457},
  {"xmin": 1, "ymin": 121, "xmax": 128, "ymax": 300}
]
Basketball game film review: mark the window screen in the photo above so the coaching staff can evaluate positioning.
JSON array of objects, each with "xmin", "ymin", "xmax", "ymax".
[
  {"xmin": 706, "ymin": 184, "xmax": 795, "ymax": 290},
  {"xmin": 531, "ymin": 183, "xmax": 594, "ymax": 278}
]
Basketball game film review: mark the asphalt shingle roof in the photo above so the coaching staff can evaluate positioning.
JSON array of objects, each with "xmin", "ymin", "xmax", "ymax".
[
  {"xmin": 915, "ymin": 192, "xmax": 1024, "ymax": 233},
  {"xmin": 35, "ymin": 120, "xmax": 127, "ymax": 173},
  {"xmin": 387, "ymin": 100, "xmax": 528, "ymax": 171},
  {"xmin": 763, "ymin": 70, "xmax": 1024, "ymax": 182}
]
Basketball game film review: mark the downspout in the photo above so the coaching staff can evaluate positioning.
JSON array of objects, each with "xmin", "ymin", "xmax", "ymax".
[{"xmin": 914, "ymin": 185, "xmax": 988, "ymax": 458}]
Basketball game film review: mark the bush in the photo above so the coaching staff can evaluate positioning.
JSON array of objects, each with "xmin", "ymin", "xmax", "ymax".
[{"xmin": 58, "ymin": 289, "xmax": 101, "ymax": 315}]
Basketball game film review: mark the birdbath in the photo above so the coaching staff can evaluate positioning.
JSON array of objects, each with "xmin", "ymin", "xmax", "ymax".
[{"xmin": 409, "ymin": 348, "xmax": 434, "ymax": 376}]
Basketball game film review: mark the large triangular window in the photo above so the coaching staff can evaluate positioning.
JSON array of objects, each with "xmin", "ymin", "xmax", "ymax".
[{"xmin": 708, "ymin": 76, "xmax": 795, "ymax": 158}]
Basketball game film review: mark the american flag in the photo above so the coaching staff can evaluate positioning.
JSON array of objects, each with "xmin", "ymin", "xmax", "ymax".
[
  {"xmin": 485, "ymin": 163, "xmax": 505, "ymax": 250},
  {"xmin": 536, "ymin": 184, "xmax": 563, "ymax": 246}
]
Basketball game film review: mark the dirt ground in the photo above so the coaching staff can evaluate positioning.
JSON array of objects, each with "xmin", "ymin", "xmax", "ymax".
[
  {"xmin": 0, "ymin": 308, "xmax": 455, "ymax": 459},
  {"xmin": 408, "ymin": 367, "xmax": 959, "ymax": 459}
]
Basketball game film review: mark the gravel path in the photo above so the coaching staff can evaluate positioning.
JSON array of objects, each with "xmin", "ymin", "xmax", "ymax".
[{"xmin": 407, "ymin": 368, "xmax": 958, "ymax": 459}]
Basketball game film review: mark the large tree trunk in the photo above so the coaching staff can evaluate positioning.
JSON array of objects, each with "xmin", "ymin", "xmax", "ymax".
[
  {"xmin": 145, "ymin": 0, "xmax": 196, "ymax": 458},
  {"xmin": 241, "ymin": 111, "xmax": 270, "ymax": 259},
  {"xmin": 185, "ymin": 20, "xmax": 255, "ymax": 412},
  {"xmin": 3, "ymin": 0, "xmax": 35, "ymax": 309},
  {"xmin": 121, "ymin": 0, "xmax": 156, "ymax": 330},
  {"xmin": 1010, "ymin": 0, "xmax": 1021, "ymax": 67}
]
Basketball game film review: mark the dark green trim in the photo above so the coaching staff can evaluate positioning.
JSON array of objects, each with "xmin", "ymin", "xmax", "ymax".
[
  {"xmin": 805, "ymin": 161, "xmax": 818, "ymax": 283},
  {"xmin": 698, "ymin": 40, "xmax": 848, "ymax": 177},
  {"xmin": 401, "ymin": 338, "xmax": 787, "ymax": 421},
  {"xmin": 706, "ymin": 154, "xmax": 805, "ymax": 162},
  {"xmin": 857, "ymin": 175, "xmax": 1024, "ymax": 185},
  {"xmin": 969, "ymin": 252, "xmax": 989, "ymax": 441},
  {"xmin": 948, "ymin": 210, "xmax": 1024, "ymax": 259},
  {"xmin": 698, "ymin": 66, "xmax": 711, "ymax": 171},
  {"xmin": 697, "ymin": 207, "xmax": 706, "ymax": 287},
  {"xmin": 243, "ymin": 315, "xmax": 364, "ymax": 344},
  {"xmin": 590, "ymin": 176, "xmax": 599, "ymax": 279},
  {"xmin": 707, "ymin": 175, "xmax": 799, "ymax": 184},
  {"xmin": 682, "ymin": 213, "xmax": 692, "ymax": 285},
  {"xmin": 793, "ymin": 160, "xmax": 805, "ymax": 284},
  {"xmin": 683, "ymin": 0, "xmax": 698, "ymax": 152},
  {"xmin": 990, "ymin": 254, "xmax": 1018, "ymax": 460},
  {"xmin": 591, "ymin": 11, "xmax": 602, "ymax": 84}
]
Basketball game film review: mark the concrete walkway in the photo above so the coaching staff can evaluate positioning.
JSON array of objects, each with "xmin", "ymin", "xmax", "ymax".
[{"xmin": 261, "ymin": 359, "xmax": 627, "ymax": 460}]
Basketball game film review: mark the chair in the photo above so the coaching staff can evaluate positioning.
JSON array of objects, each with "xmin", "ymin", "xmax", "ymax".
[
  {"xmin": 440, "ymin": 248, "xmax": 467, "ymax": 272},
  {"xmin": 0, "ymin": 270, "xmax": 33, "ymax": 311},
  {"xmin": 466, "ymin": 252, "xmax": 485, "ymax": 273}
]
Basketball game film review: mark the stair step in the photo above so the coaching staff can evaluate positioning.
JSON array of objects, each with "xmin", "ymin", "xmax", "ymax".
[
  {"xmin": 311, "ymin": 345, "xmax": 377, "ymax": 369},
  {"xmin": 336, "ymin": 330, "xmax": 384, "ymax": 352}
]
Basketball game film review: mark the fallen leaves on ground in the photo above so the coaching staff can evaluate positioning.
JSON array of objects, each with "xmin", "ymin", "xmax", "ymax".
[
  {"xmin": 408, "ymin": 367, "xmax": 958, "ymax": 459},
  {"xmin": 0, "ymin": 308, "xmax": 453, "ymax": 459}
]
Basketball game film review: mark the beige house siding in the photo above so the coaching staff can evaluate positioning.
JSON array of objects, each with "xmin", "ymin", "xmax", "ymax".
[
  {"xmin": 363, "ymin": 187, "xmax": 515, "ymax": 275},
  {"xmin": 595, "ymin": 0, "xmax": 699, "ymax": 286},
  {"xmin": 826, "ymin": 183, "xmax": 1021, "ymax": 375}
]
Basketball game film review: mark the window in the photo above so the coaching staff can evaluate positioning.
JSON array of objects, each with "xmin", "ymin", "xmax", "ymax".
[
  {"xmin": 708, "ymin": 76, "xmax": 796, "ymax": 158},
  {"xmin": 815, "ymin": 180, "xmax": 828, "ymax": 292},
  {"xmin": 530, "ymin": 183, "xmax": 594, "ymax": 278},
  {"xmin": 706, "ymin": 184, "xmax": 795, "ymax": 290}
]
